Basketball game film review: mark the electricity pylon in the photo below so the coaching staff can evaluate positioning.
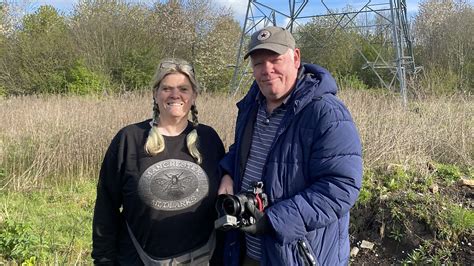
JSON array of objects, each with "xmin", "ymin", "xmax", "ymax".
[{"xmin": 230, "ymin": 0, "xmax": 418, "ymax": 105}]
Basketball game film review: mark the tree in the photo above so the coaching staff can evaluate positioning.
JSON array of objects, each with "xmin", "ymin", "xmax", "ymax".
[
  {"xmin": 148, "ymin": 1, "xmax": 192, "ymax": 61},
  {"xmin": 296, "ymin": 14, "xmax": 387, "ymax": 88},
  {"xmin": 150, "ymin": 0, "xmax": 241, "ymax": 92},
  {"xmin": 71, "ymin": 0, "xmax": 157, "ymax": 90},
  {"xmin": 414, "ymin": 0, "xmax": 473, "ymax": 93},
  {"xmin": 0, "ymin": 5, "xmax": 75, "ymax": 94},
  {"xmin": 297, "ymin": 19, "xmax": 359, "ymax": 76},
  {"xmin": 195, "ymin": 16, "xmax": 241, "ymax": 92},
  {"xmin": 1, "ymin": 0, "xmax": 244, "ymax": 94}
]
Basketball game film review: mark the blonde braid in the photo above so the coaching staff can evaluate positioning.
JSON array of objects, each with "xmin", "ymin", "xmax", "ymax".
[
  {"xmin": 191, "ymin": 104, "xmax": 198, "ymax": 127},
  {"xmin": 186, "ymin": 105, "xmax": 202, "ymax": 164},
  {"xmin": 145, "ymin": 100, "xmax": 165, "ymax": 156}
]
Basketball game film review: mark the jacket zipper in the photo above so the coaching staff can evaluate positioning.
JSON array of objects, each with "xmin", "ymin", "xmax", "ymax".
[{"xmin": 298, "ymin": 239, "xmax": 317, "ymax": 266}]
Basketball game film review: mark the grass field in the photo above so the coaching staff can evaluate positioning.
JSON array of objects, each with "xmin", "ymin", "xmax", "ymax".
[{"xmin": 0, "ymin": 90, "xmax": 472, "ymax": 264}]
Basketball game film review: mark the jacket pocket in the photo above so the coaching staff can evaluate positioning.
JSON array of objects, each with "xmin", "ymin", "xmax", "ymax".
[{"xmin": 297, "ymin": 239, "xmax": 317, "ymax": 266}]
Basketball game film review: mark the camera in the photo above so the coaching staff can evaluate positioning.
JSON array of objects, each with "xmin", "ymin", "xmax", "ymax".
[{"xmin": 214, "ymin": 182, "xmax": 268, "ymax": 230}]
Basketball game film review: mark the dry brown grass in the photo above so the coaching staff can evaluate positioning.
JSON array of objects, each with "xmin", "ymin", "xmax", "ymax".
[
  {"xmin": 0, "ymin": 90, "xmax": 472, "ymax": 191},
  {"xmin": 342, "ymin": 90, "xmax": 473, "ymax": 171}
]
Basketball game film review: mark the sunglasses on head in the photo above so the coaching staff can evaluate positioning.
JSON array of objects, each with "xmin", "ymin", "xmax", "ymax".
[{"xmin": 159, "ymin": 61, "xmax": 194, "ymax": 75}]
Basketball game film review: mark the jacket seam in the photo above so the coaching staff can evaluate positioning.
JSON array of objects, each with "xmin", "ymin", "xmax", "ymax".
[{"xmin": 312, "ymin": 153, "xmax": 361, "ymax": 160}]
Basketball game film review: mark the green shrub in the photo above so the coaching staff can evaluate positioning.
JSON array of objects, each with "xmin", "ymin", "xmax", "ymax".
[
  {"xmin": 435, "ymin": 163, "xmax": 462, "ymax": 184},
  {"xmin": 66, "ymin": 60, "xmax": 110, "ymax": 95},
  {"xmin": 0, "ymin": 181, "xmax": 96, "ymax": 264},
  {"xmin": 13, "ymin": 5, "xmax": 75, "ymax": 94},
  {"xmin": 110, "ymin": 50, "xmax": 155, "ymax": 91},
  {"xmin": 356, "ymin": 169, "xmax": 376, "ymax": 206},
  {"xmin": 417, "ymin": 68, "xmax": 462, "ymax": 95},
  {"xmin": 382, "ymin": 164, "xmax": 412, "ymax": 192},
  {"xmin": 0, "ymin": 219, "xmax": 41, "ymax": 262},
  {"xmin": 336, "ymin": 74, "xmax": 369, "ymax": 90},
  {"xmin": 447, "ymin": 205, "xmax": 474, "ymax": 238},
  {"xmin": 0, "ymin": 85, "xmax": 6, "ymax": 97}
]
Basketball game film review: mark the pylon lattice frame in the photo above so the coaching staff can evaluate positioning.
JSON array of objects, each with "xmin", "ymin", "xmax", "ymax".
[{"xmin": 230, "ymin": 0, "xmax": 417, "ymax": 105}]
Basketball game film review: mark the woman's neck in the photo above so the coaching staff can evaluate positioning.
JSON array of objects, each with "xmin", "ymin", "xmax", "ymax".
[{"xmin": 157, "ymin": 117, "xmax": 189, "ymax": 136}]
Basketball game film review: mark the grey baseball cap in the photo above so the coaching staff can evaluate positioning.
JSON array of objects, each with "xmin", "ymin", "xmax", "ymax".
[{"xmin": 244, "ymin": 26, "xmax": 295, "ymax": 59}]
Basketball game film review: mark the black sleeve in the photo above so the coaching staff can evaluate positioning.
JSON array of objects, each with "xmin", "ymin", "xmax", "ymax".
[
  {"xmin": 198, "ymin": 124, "xmax": 226, "ymax": 167},
  {"xmin": 211, "ymin": 133, "xmax": 225, "ymax": 266},
  {"xmin": 199, "ymin": 125, "xmax": 226, "ymax": 265},
  {"xmin": 91, "ymin": 130, "xmax": 125, "ymax": 265},
  {"xmin": 214, "ymin": 130, "xmax": 226, "ymax": 174}
]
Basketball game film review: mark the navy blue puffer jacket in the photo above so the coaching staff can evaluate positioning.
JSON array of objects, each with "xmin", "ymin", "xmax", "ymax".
[{"xmin": 220, "ymin": 64, "xmax": 363, "ymax": 266}]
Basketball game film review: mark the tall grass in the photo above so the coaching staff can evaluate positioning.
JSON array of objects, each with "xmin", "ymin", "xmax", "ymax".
[
  {"xmin": 345, "ymin": 90, "xmax": 473, "ymax": 171},
  {"xmin": 0, "ymin": 90, "xmax": 472, "ymax": 191},
  {"xmin": 0, "ymin": 92, "xmax": 237, "ymax": 190}
]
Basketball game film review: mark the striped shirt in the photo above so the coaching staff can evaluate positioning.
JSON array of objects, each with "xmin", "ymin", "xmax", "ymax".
[{"xmin": 242, "ymin": 98, "xmax": 287, "ymax": 261}]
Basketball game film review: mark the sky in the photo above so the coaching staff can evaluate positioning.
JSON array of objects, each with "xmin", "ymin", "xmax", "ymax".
[{"xmin": 32, "ymin": 0, "xmax": 424, "ymax": 21}]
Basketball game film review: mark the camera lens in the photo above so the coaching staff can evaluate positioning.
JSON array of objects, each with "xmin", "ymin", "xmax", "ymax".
[{"xmin": 222, "ymin": 197, "xmax": 241, "ymax": 216}]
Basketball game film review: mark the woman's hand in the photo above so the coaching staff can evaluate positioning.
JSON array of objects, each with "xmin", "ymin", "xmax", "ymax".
[{"xmin": 218, "ymin": 174, "xmax": 234, "ymax": 195}]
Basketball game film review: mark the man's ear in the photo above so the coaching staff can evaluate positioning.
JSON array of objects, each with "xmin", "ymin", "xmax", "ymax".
[{"xmin": 294, "ymin": 48, "xmax": 301, "ymax": 68}]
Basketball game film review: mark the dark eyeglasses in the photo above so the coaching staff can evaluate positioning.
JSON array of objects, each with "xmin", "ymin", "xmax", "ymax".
[{"xmin": 159, "ymin": 61, "xmax": 194, "ymax": 75}]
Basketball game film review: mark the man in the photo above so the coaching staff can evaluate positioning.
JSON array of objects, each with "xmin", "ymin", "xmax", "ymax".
[{"xmin": 218, "ymin": 26, "xmax": 363, "ymax": 265}]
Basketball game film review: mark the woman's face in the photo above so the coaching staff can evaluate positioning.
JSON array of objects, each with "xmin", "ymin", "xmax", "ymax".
[{"xmin": 154, "ymin": 73, "xmax": 196, "ymax": 122}]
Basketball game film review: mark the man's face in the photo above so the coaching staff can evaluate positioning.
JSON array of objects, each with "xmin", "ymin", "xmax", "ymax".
[{"xmin": 250, "ymin": 48, "xmax": 300, "ymax": 106}]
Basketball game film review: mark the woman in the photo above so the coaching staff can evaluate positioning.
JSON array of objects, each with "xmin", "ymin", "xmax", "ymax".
[{"xmin": 92, "ymin": 58, "xmax": 225, "ymax": 265}]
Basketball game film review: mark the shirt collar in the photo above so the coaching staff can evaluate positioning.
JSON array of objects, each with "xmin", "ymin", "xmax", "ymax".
[{"xmin": 256, "ymin": 92, "xmax": 291, "ymax": 108}]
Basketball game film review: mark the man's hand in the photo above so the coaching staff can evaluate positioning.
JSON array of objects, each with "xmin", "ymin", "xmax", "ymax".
[
  {"xmin": 218, "ymin": 174, "xmax": 234, "ymax": 195},
  {"xmin": 240, "ymin": 201, "xmax": 271, "ymax": 236}
]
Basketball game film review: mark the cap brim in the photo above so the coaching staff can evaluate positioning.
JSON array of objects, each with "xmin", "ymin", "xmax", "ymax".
[{"xmin": 244, "ymin": 43, "xmax": 290, "ymax": 59}]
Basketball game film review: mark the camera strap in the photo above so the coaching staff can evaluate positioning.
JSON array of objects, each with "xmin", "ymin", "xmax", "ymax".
[
  {"xmin": 253, "ymin": 181, "xmax": 265, "ymax": 212},
  {"xmin": 256, "ymin": 194, "xmax": 264, "ymax": 212},
  {"xmin": 126, "ymin": 221, "xmax": 215, "ymax": 265}
]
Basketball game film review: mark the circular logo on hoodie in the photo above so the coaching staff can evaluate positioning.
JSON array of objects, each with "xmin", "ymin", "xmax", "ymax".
[{"xmin": 138, "ymin": 159, "xmax": 208, "ymax": 211}]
